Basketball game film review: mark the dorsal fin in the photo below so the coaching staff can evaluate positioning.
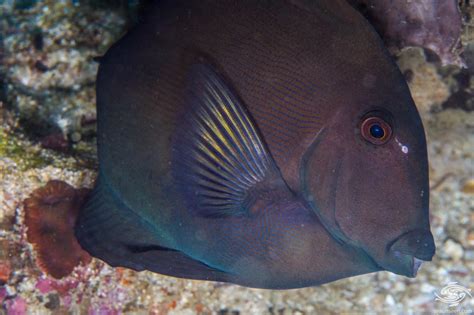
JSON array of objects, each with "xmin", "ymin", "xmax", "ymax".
[{"xmin": 172, "ymin": 64, "xmax": 288, "ymax": 218}]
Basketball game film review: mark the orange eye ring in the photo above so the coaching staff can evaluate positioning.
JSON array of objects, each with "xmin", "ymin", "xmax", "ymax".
[{"xmin": 360, "ymin": 116, "xmax": 392, "ymax": 145}]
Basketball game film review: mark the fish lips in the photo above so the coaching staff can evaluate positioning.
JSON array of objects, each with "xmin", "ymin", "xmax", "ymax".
[
  {"xmin": 388, "ymin": 251, "xmax": 428, "ymax": 277},
  {"xmin": 384, "ymin": 229, "xmax": 435, "ymax": 277}
]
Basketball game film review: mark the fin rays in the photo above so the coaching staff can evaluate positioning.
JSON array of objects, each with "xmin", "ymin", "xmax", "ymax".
[{"xmin": 173, "ymin": 64, "xmax": 283, "ymax": 217}]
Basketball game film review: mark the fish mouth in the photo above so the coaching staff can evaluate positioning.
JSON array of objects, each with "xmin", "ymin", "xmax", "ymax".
[
  {"xmin": 412, "ymin": 257, "xmax": 424, "ymax": 276},
  {"xmin": 389, "ymin": 250, "xmax": 427, "ymax": 277},
  {"xmin": 384, "ymin": 229, "xmax": 435, "ymax": 277},
  {"xmin": 348, "ymin": 243, "xmax": 428, "ymax": 277}
]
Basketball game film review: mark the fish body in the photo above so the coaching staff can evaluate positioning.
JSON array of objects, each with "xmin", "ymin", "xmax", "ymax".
[{"xmin": 75, "ymin": 0, "xmax": 435, "ymax": 289}]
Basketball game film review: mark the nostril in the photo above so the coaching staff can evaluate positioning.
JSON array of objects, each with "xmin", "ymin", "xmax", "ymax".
[{"xmin": 389, "ymin": 229, "xmax": 435, "ymax": 261}]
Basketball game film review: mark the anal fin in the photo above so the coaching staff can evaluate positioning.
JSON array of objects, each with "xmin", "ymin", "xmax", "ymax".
[{"xmin": 75, "ymin": 175, "xmax": 228, "ymax": 281}]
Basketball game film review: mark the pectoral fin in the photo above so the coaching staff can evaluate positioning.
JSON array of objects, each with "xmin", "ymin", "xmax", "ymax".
[{"xmin": 173, "ymin": 63, "xmax": 292, "ymax": 218}]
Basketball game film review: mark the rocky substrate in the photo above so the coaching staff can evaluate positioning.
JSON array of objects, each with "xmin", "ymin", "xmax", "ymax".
[{"xmin": 0, "ymin": 1, "xmax": 472, "ymax": 314}]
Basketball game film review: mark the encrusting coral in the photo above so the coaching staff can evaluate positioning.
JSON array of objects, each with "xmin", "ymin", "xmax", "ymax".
[
  {"xmin": 349, "ymin": 0, "xmax": 464, "ymax": 66},
  {"xmin": 24, "ymin": 181, "xmax": 91, "ymax": 279}
]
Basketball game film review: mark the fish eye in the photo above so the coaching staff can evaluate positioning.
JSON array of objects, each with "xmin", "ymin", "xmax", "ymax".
[{"xmin": 360, "ymin": 116, "xmax": 392, "ymax": 145}]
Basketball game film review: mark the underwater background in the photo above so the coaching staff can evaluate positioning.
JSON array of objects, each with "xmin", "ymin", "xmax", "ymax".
[{"xmin": 0, "ymin": 0, "xmax": 473, "ymax": 313}]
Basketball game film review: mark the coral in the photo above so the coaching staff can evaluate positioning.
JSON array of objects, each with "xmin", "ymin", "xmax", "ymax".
[
  {"xmin": 24, "ymin": 180, "xmax": 91, "ymax": 279},
  {"xmin": 3, "ymin": 296, "xmax": 27, "ymax": 315},
  {"xmin": 350, "ymin": 0, "xmax": 464, "ymax": 66},
  {"xmin": 0, "ymin": 128, "xmax": 53, "ymax": 171},
  {"xmin": 396, "ymin": 48, "xmax": 451, "ymax": 114},
  {"xmin": 1, "ymin": 0, "xmax": 473, "ymax": 313},
  {"xmin": 2, "ymin": 0, "xmax": 127, "ymax": 139},
  {"xmin": 0, "ymin": 240, "xmax": 12, "ymax": 285},
  {"xmin": 39, "ymin": 133, "xmax": 69, "ymax": 152}
]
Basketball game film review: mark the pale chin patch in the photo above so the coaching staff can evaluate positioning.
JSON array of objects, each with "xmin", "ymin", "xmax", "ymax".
[{"xmin": 412, "ymin": 257, "xmax": 424, "ymax": 276}]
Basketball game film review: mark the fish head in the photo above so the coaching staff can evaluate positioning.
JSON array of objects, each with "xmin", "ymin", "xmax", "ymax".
[{"xmin": 301, "ymin": 76, "xmax": 435, "ymax": 278}]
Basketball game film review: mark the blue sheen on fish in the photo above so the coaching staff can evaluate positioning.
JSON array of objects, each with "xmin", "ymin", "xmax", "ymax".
[{"xmin": 75, "ymin": 0, "xmax": 435, "ymax": 289}]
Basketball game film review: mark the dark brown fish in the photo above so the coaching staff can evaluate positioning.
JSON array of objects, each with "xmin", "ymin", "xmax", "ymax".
[{"xmin": 75, "ymin": 0, "xmax": 435, "ymax": 289}]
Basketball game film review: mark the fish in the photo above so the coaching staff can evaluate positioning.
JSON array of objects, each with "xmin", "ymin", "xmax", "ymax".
[{"xmin": 75, "ymin": 0, "xmax": 435, "ymax": 289}]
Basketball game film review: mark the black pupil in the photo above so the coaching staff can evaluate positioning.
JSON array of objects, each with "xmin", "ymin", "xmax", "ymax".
[{"xmin": 370, "ymin": 124, "xmax": 384, "ymax": 138}]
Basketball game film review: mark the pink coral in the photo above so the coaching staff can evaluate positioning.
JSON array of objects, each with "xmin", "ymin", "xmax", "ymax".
[{"xmin": 4, "ymin": 296, "xmax": 27, "ymax": 315}]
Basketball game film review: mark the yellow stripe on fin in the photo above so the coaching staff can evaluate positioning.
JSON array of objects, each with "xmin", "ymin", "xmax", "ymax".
[{"xmin": 172, "ymin": 63, "xmax": 289, "ymax": 217}]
